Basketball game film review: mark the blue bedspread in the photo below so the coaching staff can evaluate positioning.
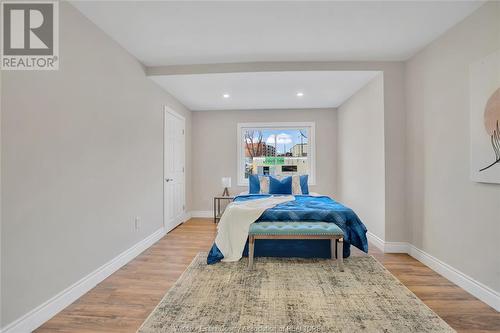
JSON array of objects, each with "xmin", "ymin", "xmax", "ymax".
[{"xmin": 207, "ymin": 195, "xmax": 368, "ymax": 264}]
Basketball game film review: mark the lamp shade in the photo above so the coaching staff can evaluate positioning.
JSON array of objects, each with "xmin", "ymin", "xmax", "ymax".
[{"xmin": 221, "ymin": 177, "xmax": 232, "ymax": 188}]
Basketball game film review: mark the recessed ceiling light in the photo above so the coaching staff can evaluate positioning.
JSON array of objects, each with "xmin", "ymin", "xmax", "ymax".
[
  {"xmin": 296, "ymin": 92, "xmax": 304, "ymax": 97},
  {"xmin": 223, "ymin": 93, "xmax": 230, "ymax": 99}
]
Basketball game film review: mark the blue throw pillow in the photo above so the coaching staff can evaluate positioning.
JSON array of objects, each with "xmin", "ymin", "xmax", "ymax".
[
  {"xmin": 269, "ymin": 176, "xmax": 292, "ymax": 195},
  {"xmin": 300, "ymin": 175, "xmax": 309, "ymax": 195},
  {"xmin": 249, "ymin": 174, "xmax": 260, "ymax": 194}
]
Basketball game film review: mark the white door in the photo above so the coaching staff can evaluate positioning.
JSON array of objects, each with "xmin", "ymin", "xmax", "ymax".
[{"xmin": 164, "ymin": 107, "xmax": 186, "ymax": 233}]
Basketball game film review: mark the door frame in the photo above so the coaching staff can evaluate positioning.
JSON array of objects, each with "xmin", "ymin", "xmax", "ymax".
[{"xmin": 163, "ymin": 105, "xmax": 186, "ymax": 232}]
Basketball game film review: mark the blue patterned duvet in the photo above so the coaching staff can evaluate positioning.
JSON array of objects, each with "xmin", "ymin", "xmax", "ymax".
[{"xmin": 207, "ymin": 195, "xmax": 368, "ymax": 264}]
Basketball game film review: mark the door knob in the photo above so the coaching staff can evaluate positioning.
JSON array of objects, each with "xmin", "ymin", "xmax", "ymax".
[{"xmin": 165, "ymin": 178, "xmax": 173, "ymax": 182}]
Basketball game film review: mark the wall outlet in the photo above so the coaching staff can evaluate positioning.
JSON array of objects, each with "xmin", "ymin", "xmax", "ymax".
[{"xmin": 134, "ymin": 216, "xmax": 141, "ymax": 231}]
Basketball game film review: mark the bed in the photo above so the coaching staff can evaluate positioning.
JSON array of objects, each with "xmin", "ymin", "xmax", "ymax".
[{"xmin": 207, "ymin": 194, "xmax": 368, "ymax": 264}]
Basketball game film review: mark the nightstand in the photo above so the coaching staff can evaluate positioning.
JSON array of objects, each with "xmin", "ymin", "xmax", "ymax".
[{"xmin": 213, "ymin": 196, "xmax": 234, "ymax": 223}]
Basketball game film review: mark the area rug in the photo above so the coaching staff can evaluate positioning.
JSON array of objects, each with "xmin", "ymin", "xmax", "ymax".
[{"xmin": 138, "ymin": 253, "xmax": 455, "ymax": 333}]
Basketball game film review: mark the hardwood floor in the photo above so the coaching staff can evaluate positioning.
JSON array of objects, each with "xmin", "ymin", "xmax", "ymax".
[{"xmin": 36, "ymin": 219, "xmax": 500, "ymax": 333}]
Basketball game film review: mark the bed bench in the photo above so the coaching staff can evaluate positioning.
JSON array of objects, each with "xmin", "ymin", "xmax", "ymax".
[{"xmin": 248, "ymin": 221, "xmax": 344, "ymax": 271}]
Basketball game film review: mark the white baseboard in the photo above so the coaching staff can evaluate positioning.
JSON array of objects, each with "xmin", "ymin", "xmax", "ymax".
[
  {"xmin": 366, "ymin": 232, "xmax": 385, "ymax": 252},
  {"xmin": 368, "ymin": 234, "xmax": 499, "ymax": 312},
  {"xmin": 181, "ymin": 211, "xmax": 192, "ymax": 222},
  {"xmin": 1, "ymin": 227, "xmax": 166, "ymax": 333},
  {"xmin": 408, "ymin": 244, "xmax": 500, "ymax": 312},
  {"xmin": 366, "ymin": 232, "xmax": 409, "ymax": 253},
  {"xmin": 190, "ymin": 210, "xmax": 213, "ymax": 218},
  {"xmin": 384, "ymin": 241, "xmax": 410, "ymax": 253}
]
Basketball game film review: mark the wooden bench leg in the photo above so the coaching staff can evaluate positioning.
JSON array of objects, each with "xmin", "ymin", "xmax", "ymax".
[
  {"xmin": 248, "ymin": 236, "xmax": 255, "ymax": 270},
  {"xmin": 337, "ymin": 238, "xmax": 344, "ymax": 272},
  {"xmin": 330, "ymin": 238, "xmax": 336, "ymax": 261}
]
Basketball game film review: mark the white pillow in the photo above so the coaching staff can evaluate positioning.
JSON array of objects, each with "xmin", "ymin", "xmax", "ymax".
[
  {"xmin": 259, "ymin": 176, "xmax": 270, "ymax": 194},
  {"xmin": 291, "ymin": 175, "xmax": 302, "ymax": 195}
]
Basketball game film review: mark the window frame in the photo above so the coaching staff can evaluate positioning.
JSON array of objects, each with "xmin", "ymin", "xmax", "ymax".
[{"xmin": 237, "ymin": 122, "xmax": 316, "ymax": 186}]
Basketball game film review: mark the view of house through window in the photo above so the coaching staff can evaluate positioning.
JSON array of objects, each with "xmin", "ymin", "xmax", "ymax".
[{"xmin": 238, "ymin": 123, "xmax": 315, "ymax": 185}]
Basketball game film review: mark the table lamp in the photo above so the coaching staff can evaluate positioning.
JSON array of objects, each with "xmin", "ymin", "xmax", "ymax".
[{"xmin": 221, "ymin": 177, "xmax": 231, "ymax": 196}]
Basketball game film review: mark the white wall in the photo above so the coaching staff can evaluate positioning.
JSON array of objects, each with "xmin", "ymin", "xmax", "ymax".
[
  {"xmin": 338, "ymin": 74, "xmax": 386, "ymax": 240},
  {"xmin": 0, "ymin": 64, "xmax": 3, "ymax": 326},
  {"xmin": 405, "ymin": 1, "xmax": 500, "ymax": 293},
  {"xmin": 0, "ymin": 2, "xmax": 191, "ymax": 327},
  {"xmin": 381, "ymin": 64, "xmax": 406, "ymax": 243},
  {"xmin": 191, "ymin": 108, "xmax": 337, "ymax": 211}
]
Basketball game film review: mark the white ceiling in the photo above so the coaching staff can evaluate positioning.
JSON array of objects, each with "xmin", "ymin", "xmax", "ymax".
[
  {"xmin": 72, "ymin": 1, "xmax": 483, "ymax": 66},
  {"xmin": 150, "ymin": 71, "xmax": 380, "ymax": 111}
]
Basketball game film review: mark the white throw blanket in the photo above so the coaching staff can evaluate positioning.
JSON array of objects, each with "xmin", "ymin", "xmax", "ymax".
[{"xmin": 215, "ymin": 195, "xmax": 295, "ymax": 262}]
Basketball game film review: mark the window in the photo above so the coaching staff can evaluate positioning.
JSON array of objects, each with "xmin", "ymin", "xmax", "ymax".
[
  {"xmin": 237, "ymin": 122, "xmax": 316, "ymax": 186},
  {"xmin": 281, "ymin": 165, "xmax": 298, "ymax": 172}
]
